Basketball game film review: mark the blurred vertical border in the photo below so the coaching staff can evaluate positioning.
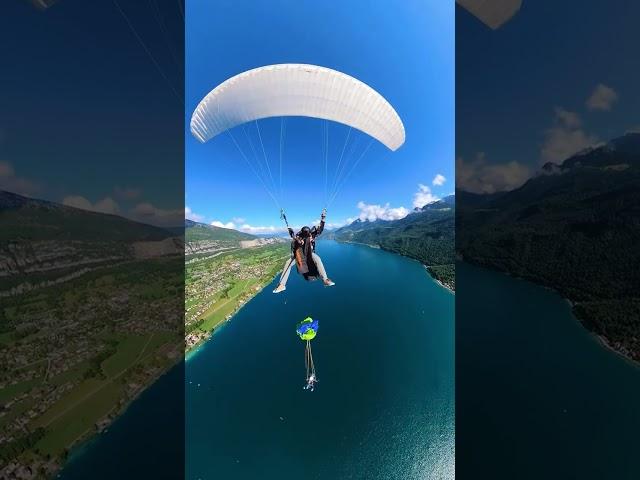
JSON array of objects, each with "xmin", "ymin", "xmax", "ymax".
[{"xmin": 1, "ymin": 1, "xmax": 185, "ymax": 478}]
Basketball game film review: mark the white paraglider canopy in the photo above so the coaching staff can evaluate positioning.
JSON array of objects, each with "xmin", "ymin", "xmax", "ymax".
[
  {"xmin": 190, "ymin": 63, "xmax": 405, "ymax": 151},
  {"xmin": 456, "ymin": 0, "xmax": 522, "ymax": 30}
]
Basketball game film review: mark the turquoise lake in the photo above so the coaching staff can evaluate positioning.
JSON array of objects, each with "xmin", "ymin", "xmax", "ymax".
[
  {"xmin": 57, "ymin": 246, "xmax": 640, "ymax": 479},
  {"xmin": 456, "ymin": 262, "xmax": 640, "ymax": 479},
  {"xmin": 186, "ymin": 241, "xmax": 455, "ymax": 479},
  {"xmin": 59, "ymin": 241, "xmax": 455, "ymax": 478}
]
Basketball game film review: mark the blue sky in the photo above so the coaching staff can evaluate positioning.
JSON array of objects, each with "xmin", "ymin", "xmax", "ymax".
[
  {"xmin": 1, "ymin": 2, "xmax": 184, "ymax": 226},
  {"xmin": 186, "ymin": 0, "xmax": 454, "ymax": 233},
  {"xmin": 457, "ymin": 0, "xmax": 640, "ymax": 194}
]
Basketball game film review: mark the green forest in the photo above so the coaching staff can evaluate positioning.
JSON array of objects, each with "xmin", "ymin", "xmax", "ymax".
[
  {"xmin": 457, "ymin": 133, "xmax": 640, "ymax": 361},
  {"xmin": 332, "ymin": 196, "xmax": 455, "ymax": 290}
]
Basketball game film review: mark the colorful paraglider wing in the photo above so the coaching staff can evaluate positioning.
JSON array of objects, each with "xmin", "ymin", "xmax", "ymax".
[
  {"xmin": 190, "ymin": 64, "xmax": 405, "ymax": 151},
  {"xmin": 296, "ymin": 317, "xmax": 318, "ymax": 341}
]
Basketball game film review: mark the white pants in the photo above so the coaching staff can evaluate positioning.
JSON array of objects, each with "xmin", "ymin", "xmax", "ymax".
[{"xmin": 279, "ymin": 252, "xmax": 328, "ymax": 286}]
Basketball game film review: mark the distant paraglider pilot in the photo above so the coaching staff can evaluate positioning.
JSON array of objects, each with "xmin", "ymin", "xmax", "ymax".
[{"xmin": 273, "ymin": 209, "xmax": 335, "ymax": 293}]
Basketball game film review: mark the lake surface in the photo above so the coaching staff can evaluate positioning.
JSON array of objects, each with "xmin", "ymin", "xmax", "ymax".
[
  {"xmin": 456, "ymin": 262, "xmax": 640, "ymax": 479},
  {"xmin": 56, "ymin": 250, "xmax": 640, "ymax": 479},
  {"xmin": 58, "ymin": 363, "xmax": 185, "ymax": 479},
  {"xmin": 186, "ymin": 241, "xmax": 455, "ymax": 479},
  {"xmin": 57, "ymin": 241, "xmax": 455, "ymax": 479}
]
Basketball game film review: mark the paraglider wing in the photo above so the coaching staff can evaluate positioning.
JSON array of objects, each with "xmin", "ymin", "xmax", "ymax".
[
  {"xmin": 191, "ymin": 64, "xmax": 405, "ymax": 151},
  {"xmin": 296, "ymin": 317, "xmax": 318, "ymax": 341},
  {"xmin": 456, "ymin": 0, "xmax": 522, "ymax": 30}
]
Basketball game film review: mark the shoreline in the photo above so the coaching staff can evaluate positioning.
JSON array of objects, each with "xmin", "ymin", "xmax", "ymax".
[
  {"xmin": 185, "ymin": 271, "xmax": 280, "ymax": 357},
  {"xmin": 461, "ymin": 258, "xmax": 639, "ymax": 369},
  {"xmin": 338, "ymin": 239, "xmax": 381, "ymax": 249},
  {"xmin": 58, "ymin": 269, "xmax": 283, "ymax": 476},
  {"xmin": 55, "ymin": 346, "xmax": 182, "ymax": 478},
  {"xmin": 593, "ymin": 333, "xmax": 639, "ymax": 368},
  {"xmin": 423, "ymin": 265, "xmax": 455, "ymax": 294},
  {"xmin": 334, "ymin": 239, "xmax": 455, "ymax": 293},
  {"xmin": 59, "ymin": 242, "xmax": 452, "ymax": 477}
]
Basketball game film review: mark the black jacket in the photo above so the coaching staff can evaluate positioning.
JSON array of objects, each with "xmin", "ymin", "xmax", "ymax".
[
  {"xmin": 288, "ymin": 220, "xmax": 325, "ymax": 279},
  {"xmin": 288, "ymin": 219, "xmax": 325, "ymax": 252}
]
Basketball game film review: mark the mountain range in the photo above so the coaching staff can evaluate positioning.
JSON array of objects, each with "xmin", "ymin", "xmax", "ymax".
[
  {"xmin": 184, "ymin": 219, "xmax": 286, "ymax": 257},
  {"xmin": 0, "ymin": 190, "xmax": 182, "ymax": 294},
  {"xmin": 185, "ymin": 218, "xmax": 256, "ymax": 242},
  {"xmin": 457, "ymin": 132, "xmax": 640, "ymax": 362},
  {"xmin": 331, "ymin": 195, "xmax": 455, "ymax": 290},
  {"xmin": 1, "ymin": 190, "xmax": 175, "ymax": 242}
]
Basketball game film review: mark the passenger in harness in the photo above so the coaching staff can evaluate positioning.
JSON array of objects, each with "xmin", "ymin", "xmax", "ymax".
[{"xmin": 273, "ymin": 209, "xmax": 335, "ymax": 294}]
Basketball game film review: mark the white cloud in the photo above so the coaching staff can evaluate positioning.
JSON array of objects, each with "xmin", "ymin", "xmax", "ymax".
[
  {"xmin": 62, "ymin": 195, "xmax": 92, "ymax": 211},
  {"xmin": 625, "ymin": 125, "xmax": 640, "ymax": 134},
  {"xmin": 62, "ymin": 194, "xmax": 181, "ymax": 227},
  {"xmin": 208, "ymin": 217, "xmax": 287, "ymax": 234},
  {"xmin": 238, "ymin": 224, "xmax": 287, "ymax": 234},
  {"xmin": 185, "ymin": 206, "xmax": 204, "ymax": 223},
  {"xmin": 62, "ymin": 195, "xmax": 119, "ymax": 215},
  {"xmin": 0, "ymin": 161, "xmax": 40, "ymax": 196},
  {"xmin": 0, "ymin": 161, "xmax": 14, "ymax": 177},
  {"xmin": 208, "ymin": 215, "xmax": 347, "ymax": 234},
  {"xmin": 130, "ymin": 202, "xmax": 183, "ymax": 227},
  {"xmin": 586, "ymin": 84, "xmax": 618, "ymax": 111},
  {"xmin": 457, "ymin": 153, "xmax": 532, "ymax": 194},
  {"xmin": 211, "ymin": 220, "xmax": 236, "ymax": 229},
  {"xmin": 356, "ymin": 201, "xmax": 410, "ymax": 222},
  {"xmin": 541, "ymin": 128, "xmax": 598, "ymax": 164},
  {"xmin": 432, "ymin": 174, "xmax": 446, "ymax": 186},
  {"xmin": 413, "ymin": 184, "xmax": 439, "ymax": 208},
  {"xmin": 324, "ymin": 221, "xmax": 348, "ymax": 229},
  {"xmin": 303, "ymin": 218, "xmax": 347, "ymax": 229},
  {"xmin": 555, "ymin": 107, "xmax": 582, "ymax": 128},
  {"xmin": 94, "ymin": 197, "xmax": 119, "ymax": 215},
  {"xmin": 540, "ymin": 108, "xmax": 599, "ymax": 164}
]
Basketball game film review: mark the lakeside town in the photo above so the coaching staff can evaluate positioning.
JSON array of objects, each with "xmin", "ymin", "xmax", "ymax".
[
  {"xmin": 0, "ymin": 255, "xmax": 183, "ymax": 479},
  {"xmin": 185, "ymin": 242, "xmax": 289, "ymax": 352}
]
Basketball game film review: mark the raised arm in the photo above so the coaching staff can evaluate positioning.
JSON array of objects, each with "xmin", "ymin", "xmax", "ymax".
[{"xmin": 312, "ymin": 209, "xmax": 326, "ymax": 237}]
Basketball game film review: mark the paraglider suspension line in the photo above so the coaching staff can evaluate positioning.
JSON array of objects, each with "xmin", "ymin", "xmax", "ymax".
[
  {"xmin": 328, "ymin": 138, "xmax": 375, "ymax": 207},
  {"xmin": 280, "ymin": 209, "xmax": 290, "ymax": 228},
  {"xmin": 112, "ymin": 0, "xmax": 184, "ymax": 104},
  {"xmin": 305, "ymin": 340, "xmax": 316, "ymax": 381},
  {"xmin": 225, "ymin": 129, "xmax": 281, "ymax": 210}
]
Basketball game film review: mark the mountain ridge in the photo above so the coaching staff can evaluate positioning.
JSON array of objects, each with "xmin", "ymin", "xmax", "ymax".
[
  {"xmin": 184, "ymin": 219, "xmax": 287, "ymax": 258},
  {"xmin": 1, "ymin": 190, "xmax": 175, "ymax": 242},
  {"xmin": 457, "ymin": 132, "xmax": 640, "ymax": 362},
  {"xmin": 333, "ymin": 195, "xmax": 455, "ymax": 290},
  {"xmin": 0, "ymin": 189, "xmax": 183, "ymax": 295},
  {"xmin": 184, "ymin": 218, "xmax": 257, "ymax": 242}
]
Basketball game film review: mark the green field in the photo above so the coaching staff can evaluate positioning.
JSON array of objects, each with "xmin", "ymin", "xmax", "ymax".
[
  {"xmin": 199, "ymin": 278, "xmax": 259, "ymax": 332},
  {"xmin": 30, "ymin": 330, "xmax": 175, "ymax": 456},
  {"xmin": 48, "ymin": 361, "xmax": 91, "ymax": 387},
  {"xmin": 1, "ymin": 256, "xmax": 184, "ymax": 468},
  {"xmin": 0, "ymin": 397, "xmax": 38, "ymax": 430},
  {"xmin": 31, "ymin": 378, "xmax": 105, "ymax": 429},
  {"xmin": 35, "ymin": 382, "xmax": 123, "ymax": 456},
  {"xmin": 0, "ymin": 377, "xmax": 43, "ymax": 405},
  {"xmin": 102, "ymin": 335, "xmax": 149, "ymax": 378},
  {"xmin": 186, "ymin": 243, "xmax": 288, "ymax": 343}
]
